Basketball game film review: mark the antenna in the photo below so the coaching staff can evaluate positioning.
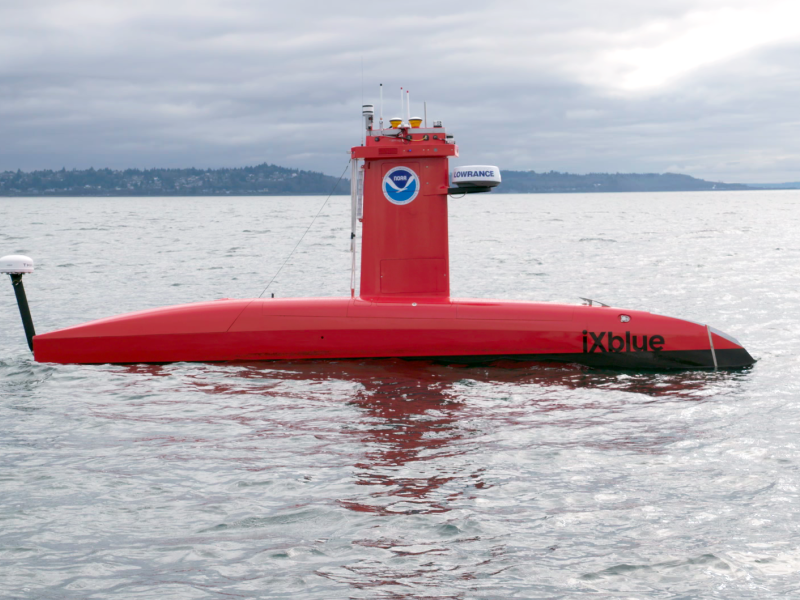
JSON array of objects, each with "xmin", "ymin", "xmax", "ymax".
[
  {"xmin": 400, "ymin": 87, "xmax": 403, "ymax": 123},
  {"xmin": 406, "ymin": 89, "xmax": 410, "ymax": 122},
  {"xmin": 379, "ymin": 83, "xmax": 384, "ymax": 129}
]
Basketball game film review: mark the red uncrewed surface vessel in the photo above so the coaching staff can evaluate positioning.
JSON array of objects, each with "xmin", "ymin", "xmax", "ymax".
[{"xmin": 3, "ymin": 101, "xmax": 755, "ymax": 369}]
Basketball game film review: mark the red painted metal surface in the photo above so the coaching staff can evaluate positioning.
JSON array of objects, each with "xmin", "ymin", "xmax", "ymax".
[
  {"xmin": 31, "ymin": 120, "xmax": 754, "ymax": 368},
  {"xmin": 33, "ymin": 297, "xmax": 745, "ymax": 366},
  {"xmin": 354, "ymin": 131, "xmax": 454, "ymax": 300}
]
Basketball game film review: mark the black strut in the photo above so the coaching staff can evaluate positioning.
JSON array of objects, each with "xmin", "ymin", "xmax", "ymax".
[{"xmin": 9, "ymin": 274, "xmax": 36, "ymax": 352}]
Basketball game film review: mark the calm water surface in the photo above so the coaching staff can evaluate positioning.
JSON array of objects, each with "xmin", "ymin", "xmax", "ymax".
[{"xmin": 1, "ymin": 191, "xmax": 800, "ymax": 598}]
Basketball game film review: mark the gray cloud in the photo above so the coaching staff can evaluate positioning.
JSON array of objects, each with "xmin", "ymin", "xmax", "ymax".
[{"xmin": 1, "ymin": 0, "xmax": 799, "ymax": 182}]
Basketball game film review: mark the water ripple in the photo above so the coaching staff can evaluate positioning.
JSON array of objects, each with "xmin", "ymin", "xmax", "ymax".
[{"xmin": 1, "ymin": 193, "xmax": 800, "ymax": 598}]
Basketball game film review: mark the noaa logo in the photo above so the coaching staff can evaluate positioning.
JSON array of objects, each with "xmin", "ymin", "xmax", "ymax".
[{"xmin": 383, "ymin": 167, "xmax": 420, "ymax": 205}]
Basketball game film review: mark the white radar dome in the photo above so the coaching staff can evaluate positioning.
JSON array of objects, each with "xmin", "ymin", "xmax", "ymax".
[
  {"xmin": 451, "ymin": 165, "xmax": 501, "ymax": 188},
  {"xmin": 0, "ymin": 255, "xmax": 34, "ymax": 274}
]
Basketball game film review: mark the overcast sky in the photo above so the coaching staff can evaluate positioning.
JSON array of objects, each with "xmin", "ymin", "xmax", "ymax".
[{"xmin": 1, "ymin": 0, "xmax": 799, "ymax": 182}]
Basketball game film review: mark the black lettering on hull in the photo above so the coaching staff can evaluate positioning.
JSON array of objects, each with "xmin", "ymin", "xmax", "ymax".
[{"xmin": 584, "ymin": 331, "xmax": 666, "ymax": 354}]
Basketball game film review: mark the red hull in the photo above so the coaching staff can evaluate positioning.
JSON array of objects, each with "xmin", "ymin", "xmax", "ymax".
[{"xmin": 33, "ymin": 298, "xmax": 754, "ymax": 368}]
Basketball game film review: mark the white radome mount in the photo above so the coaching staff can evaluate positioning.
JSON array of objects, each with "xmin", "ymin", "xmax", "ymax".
[
  {"xmin": 451, "ymin": 165, "xmax": 502, "ymax": 193},
  {"xmin": 0, "ymin": 254, "xmax": 35, "ymax": 274},
  {"xmin": 1, "ymin": 254, "xmax": 36, "ymax": 352}
]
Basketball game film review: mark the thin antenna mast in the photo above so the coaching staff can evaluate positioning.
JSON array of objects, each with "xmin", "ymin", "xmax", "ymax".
[
  {"xmin": 379, "ymin": 83, "xmax": 384, "ymax": 129},
  {"xmin": 350, "ymin": 158, "xmax": 357, "ymax": 298},
  {"xmin": 406, "ymin": 90, "xmax": 410, "ymax": 121},
  {"xmin": 400, "ymin": 87, "xmax": 403, "ymax": 122}
]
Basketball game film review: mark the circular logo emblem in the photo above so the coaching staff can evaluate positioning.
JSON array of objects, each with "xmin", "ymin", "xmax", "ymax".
[{"xmin": 383, "ymin": 167, "xmax": 420, "ymax": 205}]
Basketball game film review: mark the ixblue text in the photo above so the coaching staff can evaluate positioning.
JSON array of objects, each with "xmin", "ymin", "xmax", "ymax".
[{"xmin": 582, "ymin": 331, "xmax": 665, "ymax": 353}]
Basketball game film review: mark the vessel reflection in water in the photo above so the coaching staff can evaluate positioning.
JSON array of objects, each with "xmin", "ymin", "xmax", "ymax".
[{"xmin": 112, "ymin": 359, "xmax": 747, "ymax": 596}]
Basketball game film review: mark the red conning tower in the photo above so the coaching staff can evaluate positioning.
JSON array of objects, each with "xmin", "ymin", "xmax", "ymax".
[{"xmin": 352, "ymin": 124, "xmax": 456, "ymax": 301}]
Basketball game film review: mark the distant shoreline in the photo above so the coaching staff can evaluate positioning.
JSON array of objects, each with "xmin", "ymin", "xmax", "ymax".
[
  {"xmin": 2, "ymin": 163, "xmax": 798, "ymax": 196},
  {"xmin": 5, "ymin": 188, "xmax": 800, "ymax": 198}
]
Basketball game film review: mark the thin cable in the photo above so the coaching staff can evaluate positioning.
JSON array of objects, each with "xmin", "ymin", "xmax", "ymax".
[
  {"xmin": 350, "ymin": 240, "xmax": 357, "ymax": 298},
  {"xmin": 258, "ymin": 162, "xmax": 350, "ymax": 298}
]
